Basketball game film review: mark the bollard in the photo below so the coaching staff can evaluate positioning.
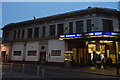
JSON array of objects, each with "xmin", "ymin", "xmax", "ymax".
[
  {"xmin": 10, "ymin": 63, "xmax": 13, "ymax": 74},
  {"xmin": 42, "ymin": 68, "xmax": 45, "ymax": 78},
  {"xmin": 22, "ymin": 64, "xmax": 25, "ymax": 78},
  {"xmin": 37, "ymin": 66, "xmax": 40, "ymax": 78}
]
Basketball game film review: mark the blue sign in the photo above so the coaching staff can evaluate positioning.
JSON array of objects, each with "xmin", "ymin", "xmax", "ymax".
[
  {"xmin": 84, "ymin": 32, "xmax": 103, "ymax": 36},
  {"xmin": 59, "ymin": 32, "xmax": 120, "ymax": 39},
  {"xmin": 105, "ymin": 32, "xmax": 111, "ymax": 35},
  {"xmin": 59, "ymin": 34, "xmax": 83, "ymax": 38}
]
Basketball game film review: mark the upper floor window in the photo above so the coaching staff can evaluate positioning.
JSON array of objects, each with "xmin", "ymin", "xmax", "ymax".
[
  {"xmin": 13, "ymin": 30, "xmax": 16, "ymax": 40},
  {"xmin": 21, "ymin": 29, "xmax": 24, "ymax": 39},
  {"xmin": 69, "ymin": 22, "xmax": 73, "ymax": 34},
  {"xmin": 42, "ymin": 26, "xmax": 46, "ymax": 37},
  {"xmin": 102, "ymin": 19, "xmax": 113, "ymax": 32},
  {"xmin": 34, "ymin": 27, "xmax": 39, "ymax": 38},
  {"xmin": 57, "ymin": 23, "xmax": 64, "ymax": 35},
  {"xmin": 87, "ymin": 19, "xmax": 92, "ymax": 32},
  {"xmin": 17, "ymin": 30, "xmax": 21, "ymax": 40},
  {"xmin": 119, "ymin": 23, "xmax": 120, "ymax": 31},
  {"xmin": 118, "ymin": 18, "xmax": 120, "ymax": 31},
  {"xmin": 3, "ymin": 32, "xmax": 9, "ymax": 41},
  {"xmin": 76, "ymin": 20, "xmax": 84, "ymax": 33},
  {"xmin": 49, "ymin": 25, "xmax": 56, "ymax": 36},
  {"xmin": 27, "ymin": 28, "xmax": 33, "ymax": 38}
]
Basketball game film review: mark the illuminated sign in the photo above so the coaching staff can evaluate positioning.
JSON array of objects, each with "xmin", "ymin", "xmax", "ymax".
[
  {"xmin": 59, "ymin": 32, "xmax": 120, "ymax": 39},
  {"xmin": 84, "ymin": 32, "xmax": 103, "ymax": 36},
  {"xmin": 111, "ymin": 32, "xmax": 120, "ymax": 36},
  {"xmin": 59, "ymin": 34, "xmax": 83, "ymax": 38}
]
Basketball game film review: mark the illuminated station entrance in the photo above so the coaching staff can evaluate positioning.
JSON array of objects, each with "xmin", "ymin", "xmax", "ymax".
[{"xmin": 59, "ymin": 32, "xmax": 120, "ymax": 64}]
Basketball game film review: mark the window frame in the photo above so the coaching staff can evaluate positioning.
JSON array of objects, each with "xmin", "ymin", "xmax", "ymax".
[
  {"xmin": 51, "ymin": 50, "xmax": 61, "ymax": 56},
  {"xmin": 27, "ymin": 51, "xmax": 37, "ymax": 56},
  {"xmin": 13, "ymin": 51, "xmax": 22, "ymax": 56}
]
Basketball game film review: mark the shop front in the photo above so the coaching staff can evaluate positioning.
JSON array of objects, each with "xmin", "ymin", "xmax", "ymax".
[{"xmin": 59, "ymin": 32, "xmax": 120, "ymax": 65}]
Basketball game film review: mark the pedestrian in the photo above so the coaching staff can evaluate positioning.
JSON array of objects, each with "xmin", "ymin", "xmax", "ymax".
[
  {"xmin": 106, "ymin": 57, "xmax": 112, "ymax": 69},
  {"xmin": 101, "ymin": 57, "xmax": 107, "ymax": 69},
  {"xmin": 71, "ymin": 56, "xmax": 75, "ymax": 67},
  {"xmin": 92, "ymin": 58, "xmax": 96, "ymax": 66}
]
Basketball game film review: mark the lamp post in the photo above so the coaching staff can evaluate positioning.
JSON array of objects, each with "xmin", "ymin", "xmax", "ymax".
[{"xmin": 113, "ymin": 38, "xmax": 119, "ymax": 75}]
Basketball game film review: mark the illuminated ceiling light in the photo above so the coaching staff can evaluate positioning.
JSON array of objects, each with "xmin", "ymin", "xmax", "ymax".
[
  {"xmin": 96, "ymin": 51, "xmax": 100, "ymax": 54},
  {"xmin": 88, "ymin": 51, "xmax": 93, "ymax": 53},
  {"xmin": 91, "ymin": 41, "xmax": 95, "ymax": 43},
  {"xmin": 59, "ymin": 38, "xmax": 63, "ymax": 40},
  {"xmin": 100, "ymin": 40, "xmax": 113, "ymax": 43}
]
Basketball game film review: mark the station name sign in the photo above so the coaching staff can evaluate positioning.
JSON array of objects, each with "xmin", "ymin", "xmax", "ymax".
[{"xmin": 59, "ymin": 32, "xmax": 120, "ymax": 38}]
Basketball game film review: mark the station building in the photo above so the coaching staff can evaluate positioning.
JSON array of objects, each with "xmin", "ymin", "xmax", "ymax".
[{"xmin": 1, "ymin": 7, "xmax": 120, "ymax": 64}]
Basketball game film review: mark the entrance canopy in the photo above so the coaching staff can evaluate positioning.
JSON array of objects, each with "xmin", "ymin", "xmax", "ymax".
[{"xmin": 59, "ymin": 32, "xmax": 120, "ymax": 40}]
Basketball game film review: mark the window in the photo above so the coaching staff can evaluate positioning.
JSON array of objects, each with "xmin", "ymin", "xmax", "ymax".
[
  {"xmin": 49, "ymin": 25, "xmax": 56, "ymax": 36},
  {"xmin": 34, "ymin": 27, "xmax": 39, "ymax": 38},
  {"xmin": 51, "ymin": 50, "xmax": 61, "ymax": 56},
  {"xmin": 17, "ymin": 30, "xmax": 21, "ymax": 40},
  {"xmin": 14, "ymin": 51, "xmax": 21, "ymax": 56},
  {"xmin": 42, "ymin": 26, "xmax": 46, "ymax": 37},
  {"xmin": 87, "ymin": 19, "xmax": 92, "ymax": 32},
  {"xmin": 102, "ymin": 19, "xmax": 113, "ymax": 32},
  {"xmin": 76, "ymin": 20, "xmax": 84, "ymax": 33},
  {"xmin": 119, "ymin": 23, "xmax": 120, "ymax": 31},
  {"xmin": 69, "ymin": 22, "xmax": 73, "ymax": 34},
  {"xmin": 21, "ymin": 29, "xmax": 24, "ymax": 39},
  {"xmin": 118, "ymin": 18, "xmax": 120, "ymax": 31},
  {"xmin": 57, "ymin": 23, "xmax": 64, "ymax": 35},
  {"xmin": 13, "ymin": 31, "xmax": 16, "ymax": 40},
  {"xmin": 27, "ymin": 28, "xmax": 33, "ymax": 38},
  {"xmin": 27, "ymin": 51, "xmax": 37, "ymax": 56},
  {"xmin": 3, "ymin": 32, "xmax": 9, "ymax": 41}
]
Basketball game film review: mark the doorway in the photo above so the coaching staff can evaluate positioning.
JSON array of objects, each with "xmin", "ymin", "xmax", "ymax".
[
  {"xmin": 40, "ymin": 52, "xmax": 46, "ymax": 64},
  {"xmin": 1, "ymin": 51, "xmax": 7, "ymax": 62}
]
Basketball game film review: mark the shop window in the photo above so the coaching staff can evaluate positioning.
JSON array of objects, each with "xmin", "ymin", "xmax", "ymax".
[
  {"xmin": 14, "ymin": 51, "xmax": 21, "ymax": 56},
  {"xmin": 102, "ymin": 19, "xmax": 113, "ymax": 32},
  {"xmin": 51, "ymin": 50, "xmax": 61, "ymax": 56},
  {"xmin": 87, "ymin": 19, "xmax": 92, "ymax": 32},
  {"xmin": 69, "ymin": 22, "xmax": 73, "ymax": 34},
  {"xmin": 49, "ymin": 25, "xmax": 56, "ymax": 36},
  {"xmin": 27, "ymin": 51, "xmax": 37, "ymax": 56},
  {"xmin": 42, "ymin": 26, "xmax": 46, "ymax": 37},
  {"xmin": 34, "ymin": 27, "xmax": 39, "ymax": 38},
  {"xmin": 76, "ymin": 20, "xmax": 84, "ymax": 33},
  {"xmin": 57, "ymin": 23, "xmax": 64, "ymax": 35},
  {"xmin": 27, "ymin": 28, "xmax": 33, "ymax": 38}
]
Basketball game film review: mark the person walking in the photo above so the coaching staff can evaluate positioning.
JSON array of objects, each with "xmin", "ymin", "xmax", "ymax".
[
  {"xmin": 101, "ymin": 57, "xmax": 107, "ymax": 69},
  {"xmin": 106, "ymin": 57, "xmax": 113, "ymax": 69}
]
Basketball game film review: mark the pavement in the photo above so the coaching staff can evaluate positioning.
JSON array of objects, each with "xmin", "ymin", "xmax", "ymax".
[
  {"xmin": 40, "ymin": 64, "xmax": 120, "ymax": 77},
  {"xmin": 2, "ymin": 62, "xmax": 120, "ymax": 78}
]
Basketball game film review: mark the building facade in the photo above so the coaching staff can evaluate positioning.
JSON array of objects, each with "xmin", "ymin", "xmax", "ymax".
[{"xmin": 1, "ymin": 7, "xmax": 120, "ymax": 64}]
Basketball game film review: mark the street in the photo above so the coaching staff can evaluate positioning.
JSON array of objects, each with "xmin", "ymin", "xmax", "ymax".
[{"xmin": 1, "ymin": 63, "xmax": 120, "ymax": 79}]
